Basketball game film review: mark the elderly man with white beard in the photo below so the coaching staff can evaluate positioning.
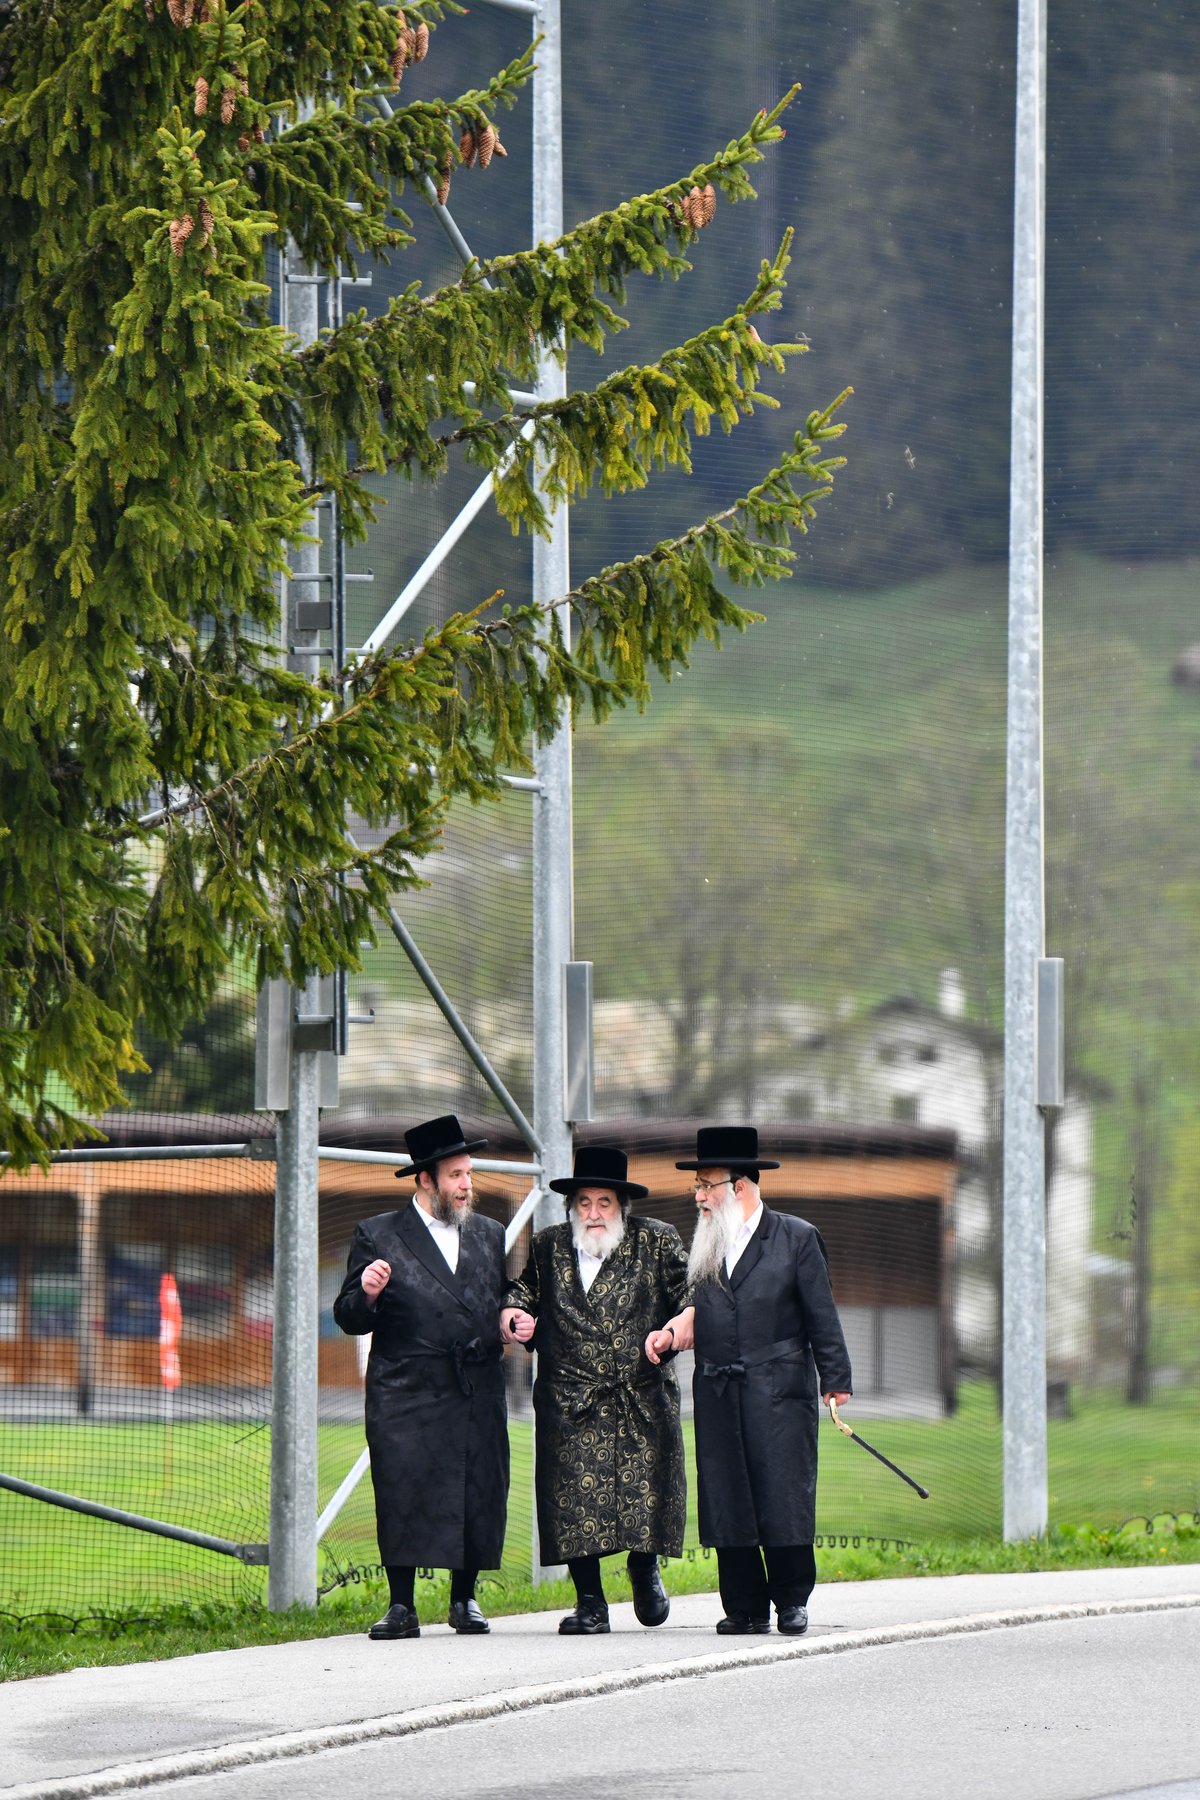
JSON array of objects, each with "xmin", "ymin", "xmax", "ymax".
[
  {"xmin": 646, "ymin": 1125, "xmax": 852, "ymax": 1637},
  {"xmin": 501, "ymin": 1145, "xmax": 691, "ymax": 1634}
]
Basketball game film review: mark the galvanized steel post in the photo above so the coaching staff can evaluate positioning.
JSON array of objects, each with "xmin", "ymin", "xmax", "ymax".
[
  {"xmin": 529, "ymin": 0, "xmax": 572, "ymax": 1585},
  {"xmin": 530, "ymin": 0, "xmax": 572, "ymax": 1236},
  {"xmin": 1002, "ymin": 0, "xmax": 1049, "ymax": 1542},
  {"xmin": 269, "ymin": 237, "xmax": 322, "ymax": 1610}
]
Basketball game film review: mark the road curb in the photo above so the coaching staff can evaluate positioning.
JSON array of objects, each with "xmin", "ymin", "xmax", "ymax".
[{"xmin": 6, "ymin": 1593, "xmax": 1199, "ymax": 1800}]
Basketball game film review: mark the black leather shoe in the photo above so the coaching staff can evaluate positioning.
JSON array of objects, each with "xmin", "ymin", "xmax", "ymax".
[
  {"xmin": 448, "ymin": 1598, "xmax": 490, "ymax": 1634},
  {"xmin": 367, "ymin": 1602, "xmax": 420, "ymax": 1640},
  {"xmin": 776, "ymin": 1604, "xmax": 808, "ymax": 1635},
  {"xmin": 715, "ymin": 1614, "xmax": 770, "ymax": 1635},
  {"xmin": 558, "ymin": 1597, "xmax": 610, "ymax": 1635},
  {"xmin": 628, "ymin": 1558, "xmax": 670, "ymax": 1627}
]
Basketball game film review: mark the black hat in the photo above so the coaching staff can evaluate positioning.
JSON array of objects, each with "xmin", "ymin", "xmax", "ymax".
[
  {"xmin": 396, "ymin": 1113, "xmax": 487, "ymax": 1178},
  {"xmin": 675, "ymin": 1125, "xmax": 780, "ymax": 1173},
  {"xmin": 548, "ymin": 1144, "xmax": 649, "ymax": 1200}
]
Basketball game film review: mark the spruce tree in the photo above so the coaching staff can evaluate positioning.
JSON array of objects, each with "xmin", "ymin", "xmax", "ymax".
[{"xmin": 0, "ymin": 0, "xmax": 848, "ymax": 1167}]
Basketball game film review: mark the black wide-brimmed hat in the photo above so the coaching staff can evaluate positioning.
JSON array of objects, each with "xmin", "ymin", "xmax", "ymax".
[
  {"xmin": 548, "ymin": 1144, "xmax": 649, "ymax": 1200},
  {"xmin": 675, "ymin": 1125, "xmax": 780, "ymax": 1173},
  {"xmin": 396, "ymin": 1113, "xmax": 488, "ymax": 1178}
]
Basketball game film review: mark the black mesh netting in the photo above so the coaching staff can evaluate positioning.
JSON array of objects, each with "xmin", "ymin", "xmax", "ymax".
[{"xmin": 4, "ymin": 0, "xmax": 1199, "ymax": 1621}]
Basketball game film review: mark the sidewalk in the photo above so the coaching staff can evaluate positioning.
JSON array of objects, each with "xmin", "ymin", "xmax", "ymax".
[{"xmin": 3, "ymin": 1565, "xmax": 1198, "ymax": 1799}]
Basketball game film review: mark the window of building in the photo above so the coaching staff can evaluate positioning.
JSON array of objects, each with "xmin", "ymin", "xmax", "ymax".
[
  {"xmin": 30, "ymin": 1245, "xmax": 80, "ymax": 1338},
  {"xmin": 106, "ymin": 1242, "xmax": 163, "ymax": 1338},
  {"xmin": 892, "ymin": 1094, "xmax": 919, "ymax": 1123},
  {"xmin": 176, "ymin": 1244, "xmax": 234, "ymax": 1338}
]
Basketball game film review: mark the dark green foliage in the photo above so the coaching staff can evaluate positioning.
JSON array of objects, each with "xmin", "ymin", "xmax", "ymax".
[{"xmin": 0, "ymin": 0, "xmax": 847, "ymax": 1165}]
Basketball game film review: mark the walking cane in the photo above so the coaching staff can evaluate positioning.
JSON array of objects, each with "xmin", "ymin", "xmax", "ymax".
[{"xmin": 828, "ymin": 1398, "xmax": 930, "ymax": 1499}]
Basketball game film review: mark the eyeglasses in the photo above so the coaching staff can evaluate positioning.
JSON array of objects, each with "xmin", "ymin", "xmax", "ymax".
[{"xmin": 692, "ymin": 1176, "xmax": 736, "ymax": 1194}]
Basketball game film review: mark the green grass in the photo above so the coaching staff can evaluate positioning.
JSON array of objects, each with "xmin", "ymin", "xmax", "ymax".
[
  {"xmin": 4, "ymin": 1382, "xmax": 1199, "ymax": 1681},
  {"xmin": 2, "ymin": 1516, "xmax": 1197, "ymax": 1683}
]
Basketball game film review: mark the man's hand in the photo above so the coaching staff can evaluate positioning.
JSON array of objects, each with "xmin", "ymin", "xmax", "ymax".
[
  {"xmin": 645, "ymin": 1307, "xmax": 694, "ymax": 1364},
  {"xmin": 360, "ymin": 1260, "xmax": 391, "ymax": 1308},
  {"xmin": 823, "ymin": 1390, "xmax": 853, "ymax": 1408},
  {"xmin": 501, "ymin": 1307, "xmax": 535, "ymax": 1344}
]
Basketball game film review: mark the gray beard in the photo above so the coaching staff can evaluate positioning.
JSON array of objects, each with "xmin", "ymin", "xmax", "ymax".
[
  {"xmin": 570, "ymin": 1212, "xmax": 626, "ymax": 1260},
  {"xmin": 430, "ymin": 1189, "xmax": 474, "ymax": 1229},
  {"xmin": 687, "ymin": 1195, "xmax": 741, "ymax": 1286}
]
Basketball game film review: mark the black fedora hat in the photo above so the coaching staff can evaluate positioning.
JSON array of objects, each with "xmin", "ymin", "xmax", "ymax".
[
  {"xmin": 396, "ymin": 1113, "xmax": 487, "ymax": 1178},
  {"xmin": 548, "ymin": 1144, "xmax": 649, "ymax": 1200},
  {"xmin": 676, "ymin": 1125, "xmax": 780, "ymax": 1173}
]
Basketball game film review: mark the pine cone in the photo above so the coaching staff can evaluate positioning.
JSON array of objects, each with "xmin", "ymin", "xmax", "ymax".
[
  {"xmin": 679, "ymin": 187, "xmax": 700, "ymax": 229},
  {"xmin": 194, "ymin": 76, "xmax": 209, "ymax": 116},
  {"xmin": 395, "ymin": 8, "xmax": 406, "ymax": 31},
  {"xmin": 237, "ymin": 132, "xmax": 250, "ymax": 151},
  {"xmin": 143, "ymin": 0, "xmax": 157, "ymax": 20},
  {"xmin": 390, "ymin": 46, "xmax": 404, "ymax": 87},
  {"xmin": 699, "ymin": 183, "xmax": 717, "ymax": 225},
  {"xmin": 169, "ymin": 215, "xmax": 194, "ymax": 256},
  {"xmin": 459, "ymin": 127, "xmax": 477, "ymax": 168},
  {"xmin": 400, "ymin": 25, "xmax": 416, "ymax": 60},
  {"xmin": 493, "ymin": 138, "xmax": 507, "ymax": 157},
  {"xmin": 220, "ymin": 85, "xmax": 236, "ymax": 124},
  {"xmin": 434, "ymin": 161, "xmax": 452, "ymax": 206},
  {"xmin": 196, "ymin": 0, "xmax": 210, "ymax": 19},
  {"xmin": 197, "ymin": 198, "xmax": 215, "ymax": 248},
  {"xmin": 253, "ymin": 124, "xmax": 266, "ymax": 143},
  {"xmin": 166, "ymin": 0, "xmax": 186, "ymax": 23},
  {"xmin": 476, "ymin": 122, "xmax": 496, "ymax": 168},
  {"xmin": 413, "ymin": 21, "xmax": 429, "ymax": 60}
]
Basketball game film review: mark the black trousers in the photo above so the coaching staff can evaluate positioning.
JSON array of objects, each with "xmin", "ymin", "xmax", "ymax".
[
  {"xmin": 715, "ymin": 1544, "xmax": 816, "ymax": 1619},
  {"xmin": 385, "ymin": 1565, "xmax": 477, "ymax": 1607},
  {"xmin": 567, "ymin": 1550, "xmax": 658, "ymax": 1602}
]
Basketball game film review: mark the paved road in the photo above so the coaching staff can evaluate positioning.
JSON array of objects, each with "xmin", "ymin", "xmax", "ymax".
[
  {"xmin": 3, "ymin": 1568, "xmax": 1198, "ymax": 1800},
  {"xmin": 77, "ymin": 1608, "xmax": 1200, "ymax": 1800}
]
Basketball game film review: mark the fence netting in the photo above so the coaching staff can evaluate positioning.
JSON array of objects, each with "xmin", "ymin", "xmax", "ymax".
[{"xmin": 4, "ymin": 0, "xmax": 1200, "ymax": 1622}]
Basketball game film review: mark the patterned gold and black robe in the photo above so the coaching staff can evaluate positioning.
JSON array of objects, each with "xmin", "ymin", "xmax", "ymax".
[{"xmin": 503, "ymin": 1215, "xmax": 691, "ymax": 1563}]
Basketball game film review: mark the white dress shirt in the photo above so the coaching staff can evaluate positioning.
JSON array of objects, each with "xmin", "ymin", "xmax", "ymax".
[
  {"xmin": 725, "ymin": 1199, "xmax": 763, "ymax": 1278},
  {"xmin": 576, "ymin": 1246, "xmax": 604, "ymax": 1293},
  {"xmin": 415, "ymin": 1200, "xmax": 460, "ymax": 1272}
]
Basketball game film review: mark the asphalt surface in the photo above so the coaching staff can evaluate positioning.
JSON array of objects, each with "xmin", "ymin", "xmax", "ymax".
[{"xmin": 2, "ymin": 1566, "xmax": 1198, "ymax": 1800}]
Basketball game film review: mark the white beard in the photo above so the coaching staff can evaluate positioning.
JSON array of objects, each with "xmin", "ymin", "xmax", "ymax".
[
  {"xmin": 687, "ymin": 1193, "xmax": 742, "ymax": 1286},
  {"xmin": 571, "ymin": 1212, "xmax": 626, "ymax": 1260}
]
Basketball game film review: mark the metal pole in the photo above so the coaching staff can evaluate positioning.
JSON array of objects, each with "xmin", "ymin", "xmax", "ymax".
[
  {"xmin": 1002, "ymin": 0, "xmax": 1049, "ymax": 1542},
  {"xmin": 528, "ymin": 0, "xmax": 571, "ymax": 1587},
  {"xmin": 269, "ymin": 234, "xmax": 323, "ymax": 1610}
]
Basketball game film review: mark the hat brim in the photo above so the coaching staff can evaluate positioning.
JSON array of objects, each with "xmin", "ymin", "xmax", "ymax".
[
  {"xmin": 549, "ymin": 1176, "xmax": 649, "ymax": 1199},
  {"xmin": 396, "ymin": 1137, "xmax": 488, "ymax": 1177},
  {"xmin": 675, "ymin": 1157, "xmax": 780, "ymax": 1171}
]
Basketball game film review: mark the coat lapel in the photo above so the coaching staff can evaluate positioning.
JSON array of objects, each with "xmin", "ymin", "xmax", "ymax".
[
  {"xmin": 398, "ymin": 1201, "xmax": 468, "ymax": 1308},
  {"xmin": 729, "ymin": 1205, "xmax": 771, "ymax": 1290}
]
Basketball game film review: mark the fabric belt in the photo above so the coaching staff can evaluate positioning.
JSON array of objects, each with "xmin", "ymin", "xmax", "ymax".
[
  {"xmin": 558, "ymin": 1371, "xmax": 664, "ymax": 1423},
  {"xmin": 402, "ymin": 1337, "xmax": 499, "ymax": 1397},
  {"xmin": 698, "ymin": 1334, "xmax": 808, "ymax": 1398}
]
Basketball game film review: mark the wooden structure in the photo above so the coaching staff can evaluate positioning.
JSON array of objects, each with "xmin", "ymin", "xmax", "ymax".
[{"xmin": 0, "ymin": 1115, "xmax": 958, "ymax": 1412}]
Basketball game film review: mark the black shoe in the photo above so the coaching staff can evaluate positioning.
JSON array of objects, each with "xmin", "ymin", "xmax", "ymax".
[
  {"xmin": 448, "ymin": 1598, "xmax": 490, "ymax": 1634},
  {"xmin": 776, "ymin": 1604, "xmax": 809, "ymax": 1635},
  {"xmin": 628, "ymin": 1558, "xmax": 670, "ymax": 1627},
  {"xmin": 715, "ymin": 1614, "xmax": 770, "ymax": 1635},
  {"xmin": 558, "ymin": 1597, "xmax": 610, "ymax": 1635},
  {"xmin": 367, "ymin": 1602, "xmax": 420, "ymax": 1640}
]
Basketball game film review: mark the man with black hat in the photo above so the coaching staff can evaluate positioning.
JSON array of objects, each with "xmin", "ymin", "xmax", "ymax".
[
  {"xmin": 333, "ymin": 1114, "xmax": 509, "ymax": 1640},
  {"xmin": 500, "ymin": 1145, "xmax": 691, "ymax": 1635},
  {"xmin": 646, "ymin": 1125, "xmax": 852, "ymax": 1638}
]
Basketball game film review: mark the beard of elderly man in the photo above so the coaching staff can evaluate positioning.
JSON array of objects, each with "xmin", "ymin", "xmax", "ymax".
[
  {"xmin": 686, "ymin": 1174, "xmax": 744, "ymax": 1286},
  {"xmin": 570, "ymin": 1192, "xmax": 627, "ymax": 1261}
]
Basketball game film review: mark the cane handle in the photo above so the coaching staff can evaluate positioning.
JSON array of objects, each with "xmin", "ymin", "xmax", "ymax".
[{"xmin": 828, "ymin": 1396, "xmax": 854, "ymax": 1438}]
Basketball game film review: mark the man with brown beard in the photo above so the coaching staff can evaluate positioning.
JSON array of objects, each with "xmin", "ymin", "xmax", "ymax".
[
  {"xmin": 501, "ymin": 1145, "xmax": 691, "ymax": 1635},
  {"xmin": 333, "ymin": 1114, "xmax": 509, "ymax": 1640},
  {"xmin": 646, "ymin": 1125, "xmax": 852, "ymax": 1637}
]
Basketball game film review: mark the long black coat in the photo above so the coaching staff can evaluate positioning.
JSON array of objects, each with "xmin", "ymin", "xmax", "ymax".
[
  {"xmin": 503, "ymin": 1216, "xmax": 691, "ymax": 1563},
  {"xmin": 693, "ymin": 1206, "xmax": 852, "ymax": 1548},
  {"xmin": 333, "ymin": 1202, "xmax": 509, "ymax": 1569}
]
